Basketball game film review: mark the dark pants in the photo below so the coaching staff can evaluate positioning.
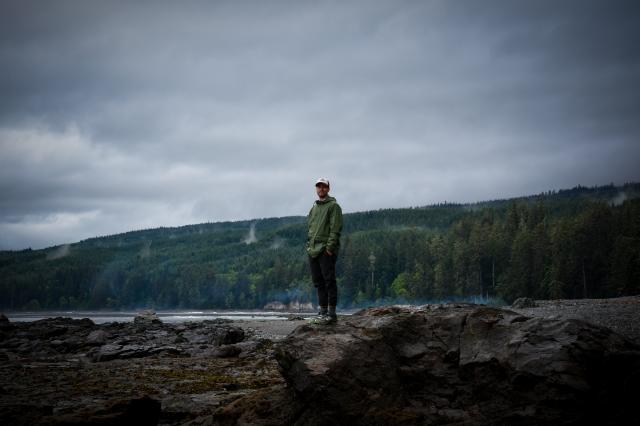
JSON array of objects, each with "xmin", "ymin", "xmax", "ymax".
[{"xmin": 309, "ymin": 252, "xmax": 337, "ymax": 308}]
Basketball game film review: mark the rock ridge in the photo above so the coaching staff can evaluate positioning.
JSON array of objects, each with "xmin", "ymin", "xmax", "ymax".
[{"xmin": 218, "ymin": 304, "xmax": 639, "ymax": 425}]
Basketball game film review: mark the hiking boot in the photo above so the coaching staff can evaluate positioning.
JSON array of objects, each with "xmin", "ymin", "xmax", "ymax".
[
  {"xmin": 308, "ymin": 314, "xmax": 330, "ymax": 325},
  {"xmin": 327, "ymin": 306, "xmax": 337, "ymax": 323},
  {"xmin": 314, "ymin": 307, "xmax": 328, "ymax": 320}
]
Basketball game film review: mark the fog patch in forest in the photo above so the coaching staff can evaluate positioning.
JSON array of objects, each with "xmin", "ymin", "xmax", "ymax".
[
  {"xmin": 264, "ymin": 287, "xmax": 312, "ymax": 306},
  {"xmin": 348, "ymin": 295, "xmax": 506, "ymax": 310},
  {"xmin": 244, "ymin": 222, "xmax": 257, "ymax": 245},
  {"xmin": 46, "ymin": 244, "xmax": 70, "ymax": 260},
  {"xmin": 270, "ymin": 238, "xmax": 285, "ymax": 249},
  {"xmin": 139, "ymin": 241, "xmax": 152, "ymax": 259},
  {"xmin": 261, "ymin": 290, "xmax": 506, "ymax": 311},
  {"xmin": 462, "ymin": 204, "xmax": 483, "ymax": 212},
  {"xmin": 611, "ymin": 192, "xmax": 628, "ymax": 206}
]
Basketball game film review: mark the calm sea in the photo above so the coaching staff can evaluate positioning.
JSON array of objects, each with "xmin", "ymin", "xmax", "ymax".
[{"xmin": 4, "ymin": 310, "xmax": 318, "ymax": 324}]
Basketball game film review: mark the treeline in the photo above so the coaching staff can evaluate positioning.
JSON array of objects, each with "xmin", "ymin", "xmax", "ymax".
[
  {"xmin": 0, "ymin": 183, "xmax": 638, "ymax": 310},
  {"xmin": 339, "ymin": 198, "xmax": 639, "ymax": 305}
]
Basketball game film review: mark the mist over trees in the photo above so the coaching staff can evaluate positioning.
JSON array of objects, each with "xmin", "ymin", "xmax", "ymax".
[{"xmin": 1, "ymin": 183, "xmax": 639, "ymax": 311}]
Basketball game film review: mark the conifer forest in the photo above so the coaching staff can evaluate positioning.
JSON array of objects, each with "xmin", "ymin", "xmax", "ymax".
[{"xmin": 1, "ymin": 183, "xmax": 638, "ymax": 310}]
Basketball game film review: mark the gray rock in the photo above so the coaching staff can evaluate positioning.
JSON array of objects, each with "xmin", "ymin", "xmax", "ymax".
[
  {"xmin": 210, "ymin": 344, "xmax": 242, "ymax": 358},
  {"xmin": 222, "ymin": 304, "xmax": 639, "ymax": 425},
  {"xmin": 59, "ymin": 336, "xmax": 85, "ymax": 352},
  {"xmin": 511, "ymin": 297, "xmax": 537, "ymax": 308},
  {"xmin": 0, "ymin": 316, "xmax": 249, "ymax": 364},
  {"xmin": 86, "ymin": 329, "xmax": 109, "ymax": 345},
  {"xmin": 94, "ymin": 343, "xmax": 125, "ymax": 361},
  {"xmin": 173, "ymin": 334, "xmax": 188, "ymax": 344},
  {"xmin": 202, "ymin": 318, "xmax": 234, "ymax": 325},
  {"xmin": 217, "ymin": 326, "xmax": 245, "ymax": 345},
  {"xmin": 94, "ymin": 342, "xmax": 183, "ymax": 362},
  {"xmin": 133, "ymin": 309, "xmax": 162, "ymax": 325},
  {"xmin": 0, "ymin": 313, "xmax": 12, "ymax": 329},
  {"xmin": 96, "ymin": 344, "xmax": 146, "ymax": 361},
  {"xmin": 183, "ymin": 325, "xmax": 245, "ymax": 346},
  {"xmin": 235, "ymin": 339, "xmax": 270, "ymax": 358},
  {"xmin": 182, "ymin": 331, "xmax": 211, "ymax": 344},
  {"xmin": 97, "ymin": 343, "xmax": 151, "ymax": 362}
]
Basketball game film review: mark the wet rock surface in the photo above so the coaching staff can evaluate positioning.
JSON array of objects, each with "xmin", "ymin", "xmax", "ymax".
[
  {"xmin": 2, "ymin": 298, "xmax": 639, "ymax": 425},
  {"xmin": 511, "ymin": 295, "xmax": 640, "ymax": 344},
  {"xmin": 220, "ymin": 303, "xmax": 639, "ymax": 425},
  {"xmin": 0, "ymin": 316, "xmax": 246, "ymax": 362},
  {"xmin": 134, "ymin": 309, "xmax": 163, "ymax": 325},
  {"xmin": 0, "ymin": 316, "xmax": 290, "ymax": 425},
  {"xmin": 511, "ymin": 297, "xmax": 537, "ymax": 308}
]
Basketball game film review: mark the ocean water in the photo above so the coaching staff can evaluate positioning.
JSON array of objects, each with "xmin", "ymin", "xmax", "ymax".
[{"xmin": 5, "ymin": 310, "xmax": 317, "ymax": 324}]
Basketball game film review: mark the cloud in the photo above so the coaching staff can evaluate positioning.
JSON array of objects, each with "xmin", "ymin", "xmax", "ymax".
[{"xmin": 1, "ymin": 0, "xmax": 639, "ymax": 249}]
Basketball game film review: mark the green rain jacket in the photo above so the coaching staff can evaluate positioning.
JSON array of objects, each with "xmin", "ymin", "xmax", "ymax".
[{"xmin": 306, "ymin": 196, "xmax": 343, "ymax": 258}]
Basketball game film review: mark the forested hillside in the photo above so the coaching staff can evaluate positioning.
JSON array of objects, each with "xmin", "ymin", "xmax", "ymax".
[{"xmin": 1, "ymin": 183, "xmax": 639, "ymax": 310}]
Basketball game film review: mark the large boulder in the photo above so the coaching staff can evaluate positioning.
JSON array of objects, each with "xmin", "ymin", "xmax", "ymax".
[
  {"xmin": 134, "ymin": 310, "xmax": 162, "ymax": 326},
  {"xmin": 0, "ymin": 313, "xmax": 13, "ymax": 335},
  {"xmin": 0, "ymin": 313, "xmax": 11, "ymax": 327},
  {"xmin": 260, "ymin": 304, "xmax": 638, "ymax": 425},
  {"xmin": 181, "ymin": 323, "xmax": 245, "ymax": 347}
]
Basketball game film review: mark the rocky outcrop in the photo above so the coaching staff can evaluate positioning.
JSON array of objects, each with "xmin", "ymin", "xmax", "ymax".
[
  {"xmin": 0, "ymin": 313, "xmax": 14, "ymax": 338},
  {"xmin": 221, "ymin": 304, "xmax": 639, "ymax": 425},
  {"xmin": 0, "ymin": 316, "xmax": 279, "ymax": 425},
  {"xmin": 0, "ymin": 313, "xmax": 12, "ymax": 327},
  {"xmin": 0, "ymin": 316, "xmax": 246, "ymax": 362}
]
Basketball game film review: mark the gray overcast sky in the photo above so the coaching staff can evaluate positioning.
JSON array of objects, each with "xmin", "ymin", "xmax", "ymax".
[{"xmin": 1, "ymin": 0, "xmax": 639, "ymax": 250}]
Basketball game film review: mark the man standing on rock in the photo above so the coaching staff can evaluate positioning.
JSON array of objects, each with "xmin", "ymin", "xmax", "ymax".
[{"xmin": 307, "ymin": 177, "xmax": 343, "ymax": 323}]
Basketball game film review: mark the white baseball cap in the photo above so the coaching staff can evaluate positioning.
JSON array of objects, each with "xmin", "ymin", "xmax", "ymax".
[{"xmin": 315, "ymin": 177, "xmax": 330, "ymax": 187}]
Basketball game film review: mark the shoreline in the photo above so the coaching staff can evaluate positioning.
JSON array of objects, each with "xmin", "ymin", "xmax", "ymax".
[
  {"xmin": 3, "ymin": 295, "xmax": 638, "ymax": 342},
  {"xmin": 2, "ymin": 310, "xmax": 319, "ymax": 324}
]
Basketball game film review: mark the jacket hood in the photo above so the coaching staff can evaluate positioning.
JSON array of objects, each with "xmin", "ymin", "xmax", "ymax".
[{"xmin": 316, "ymin": 196, "xmax": 336, "ymax": 204}]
